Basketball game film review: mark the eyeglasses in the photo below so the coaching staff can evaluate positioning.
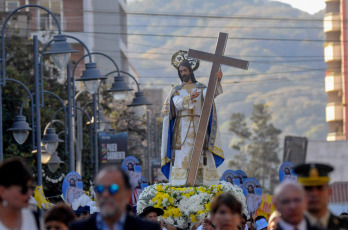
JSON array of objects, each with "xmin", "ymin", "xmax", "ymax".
[
  {"xmin": 20, "ymin": 184, "xmax": 36, "ymax": 195},
  {"xmin": 94, "ymin": 184, "xmax": 119, "ymax": 195}
]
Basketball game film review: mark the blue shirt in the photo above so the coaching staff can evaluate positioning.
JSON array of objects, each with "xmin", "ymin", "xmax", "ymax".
[{"xmin": 96, "ymin": 212, "xmax": 127, "ymax": 230}]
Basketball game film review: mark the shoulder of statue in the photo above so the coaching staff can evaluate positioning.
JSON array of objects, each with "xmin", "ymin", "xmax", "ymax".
[
  {"xmin": 170, "ymin": 84, "xmax": 184, "ymax": 96},
  {"xmin": 195, "ymin": 82, "xmax": 206, "ymax": 89}
]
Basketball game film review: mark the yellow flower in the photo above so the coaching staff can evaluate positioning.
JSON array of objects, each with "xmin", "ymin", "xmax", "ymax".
[
  {"xmin": 205, "ymin": 202, "xmax": 211, "ymax": 210},
  {"xmin": 157, "ymin": 185, "xmax": 163, "ymax": 191},
  {"xmin": 184, "ymin": 193, "xmax": 191, "ymax": 198},
  {"xmin": 190, "ymin": 214, "xmax": 198, "ymax": 223},
  {"xmin": 169, "ymin": 197, "xmax": 174, "ymax": 204},
  {"xmin": 190, "ymin": 191, "xmax": 194, "ymax": 195},
  {"xmin": 197, "ymin": 210, "xmax": 204, "ymax": 215},
  {"xmin": 162, "ymin": 193, "xmax": 170, "ymax": 199}
]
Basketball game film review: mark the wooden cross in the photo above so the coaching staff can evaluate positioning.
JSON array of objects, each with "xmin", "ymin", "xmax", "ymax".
[{"xmin": 186, "ymin": 32, "xmax": 249, "ymax": 186}]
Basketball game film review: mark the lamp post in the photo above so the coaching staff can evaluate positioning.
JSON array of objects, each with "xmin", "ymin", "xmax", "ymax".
[
  {"xmin": 0, "ymin": 5, "xmax": 76, "ymax": 187},
  {"xmin": 40, "ymin": 35, "xmax": 105, "ymax": 172}
]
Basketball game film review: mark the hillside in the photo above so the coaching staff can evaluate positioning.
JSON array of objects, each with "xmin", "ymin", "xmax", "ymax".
[{"xmin": 127, "ymin": 0, "xmax": 327, "ymax": 169}]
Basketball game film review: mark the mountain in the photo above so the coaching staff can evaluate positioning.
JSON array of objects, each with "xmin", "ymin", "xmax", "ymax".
[{"xmin": 127, "ymin": 0, "xmax": 327, "ymax": 171}]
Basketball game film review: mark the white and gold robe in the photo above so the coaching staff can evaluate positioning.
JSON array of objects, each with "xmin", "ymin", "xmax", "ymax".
[{"xmin": 161, "ymin": 82, "xmax": 224, "ymax": 186}]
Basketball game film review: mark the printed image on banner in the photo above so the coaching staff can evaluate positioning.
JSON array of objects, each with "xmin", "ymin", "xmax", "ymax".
[
  {"xmin": 122, "ymin": 156, "xmax": 142, "ymax": 209},
  {"xmin": 242, "ymin": 178, "xmax": 262, "ymax": 214},
  {"xmin": 279, "ymin": 161, "xmax": 297, "ymax": 183},
  {"xmin": 62, "ymin": 171, "xmax": 84, "ymax": 204},
  {"xmin": 235, "ymin": 170, "xmax": 248, "ymax": 185},
  {"xmin": 254, "ymin": 194, "xmax": 275, "ymax": 220},
  {"xmin": 98, "ymin": 131, "xmax": 127, "ymax": 163},
  {"xmin": 220, "ymin": 170, "xmax": 241, "ymax": 186}
]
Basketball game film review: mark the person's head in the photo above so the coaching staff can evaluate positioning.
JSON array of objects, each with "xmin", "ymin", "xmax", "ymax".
[
  {"xmin": 294, "ymin": 163, "xmax": 333, "ymax": 217},
  {"xmin": 255, "ymin": 217, "xmax": 268, "ymax": 230},
  {"xmin": 69, "ymin": 178, "xmax": 76, "ymax": 187},
  {"xmin": 74, "ymin": 206, "xmax": 90, "ymax": 220},
  {"xmin": 267, "ymin": 211, "xmax": 280, "ymax": 230},
  {"xmin": 247, "ymin": 185, "xmax": 255, "ymax": 194},
  {"xmin": 210, "ymin": 193, "xmax": 242, "ymax": 230},
  {"xmin": 127, "ymin": 163, "xmax": 134, "ymax": 171},
  {"xmin": 0, "ymin": 157, "xmax": 34, "ymax": 210},
  {"xmin": 94, "ymin": 166, "xmax": 132, "ymax": 220},
  {"xmin": 284, "ymin": 168, "xmax": 290, "ymax": 175},
  {"xmin": 44, "ymin": 203, "xmax": 76, "ymax": 230},
  {"xmin": 239, "ymin": 213, "xmax": 247, "ymax": 230},
  {"xmin": 139, "ymin": 206, "xmax": 164, "ymax": 222},
  {"xmin": 178, "ymin": 60, "xmax": 197, "ymax": 84},
  {"xmin": 274, "ymin": 181, "xmax": 307, "ymax": 226}
]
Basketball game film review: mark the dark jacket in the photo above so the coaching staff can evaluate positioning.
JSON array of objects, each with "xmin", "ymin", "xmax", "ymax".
[
  {"xmin": 69, "ymin": 213, "xmax": 162, "ymax": 230},
  {"xmin": 327, "ymin": 213, "xmax": 348, "ymax": 230}
]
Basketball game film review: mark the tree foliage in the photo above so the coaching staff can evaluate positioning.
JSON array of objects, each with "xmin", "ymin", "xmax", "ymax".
[{"xmin": 228, "ymin": 103, "xmax": 281, "ymax": 194}]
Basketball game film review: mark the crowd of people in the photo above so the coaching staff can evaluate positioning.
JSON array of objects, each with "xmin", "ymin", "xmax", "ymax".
[{"xmin": 0, "ymin": 157, "xmax": 347, "ymax": 230}]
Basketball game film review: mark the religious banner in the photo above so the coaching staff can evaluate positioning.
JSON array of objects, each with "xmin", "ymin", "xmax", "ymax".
[
  {"xmin": 62, "ymin": 171, "xmax": 84, "ymax": 205},
  {"xmin": 122, "ymin": 156, "xmax": 142, "ymax": 209},
  {"xmin": 279, "ymin": 161, "xmax": 297, "ymax": 183},
  {"xmin": 235, "ymin": 170, "xmax": 248, "ymax": 185},
  {"xmin": 254, "ymin": 194, "xmax": 276, "ymax": 221},
  {"xmin": 220, "ymin": 170, "xmax": 241, "ymax": 186},
  {"xmin": 98, "ymin": 131, "xmax": 127, "ymax": 163},
  {"xmin": 242, "ymin": 178, "xmax": 262, "ymax": 214}
]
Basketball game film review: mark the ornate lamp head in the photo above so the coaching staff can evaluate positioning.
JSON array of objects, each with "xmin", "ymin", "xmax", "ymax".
[{"xmin": 171, "ymin": 50, "xmax": 200, "ymax": 71}]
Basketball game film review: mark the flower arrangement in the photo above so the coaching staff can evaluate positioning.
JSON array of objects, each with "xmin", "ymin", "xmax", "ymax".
[{"xmin": 137, "ymin": 181, "xmax": 247, "ymax": 229}]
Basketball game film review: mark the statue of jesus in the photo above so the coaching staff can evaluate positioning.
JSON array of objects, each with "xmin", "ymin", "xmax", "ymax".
[{"xmin": 161, "ymin": 51, "xmax": 224, "ymax": 186}]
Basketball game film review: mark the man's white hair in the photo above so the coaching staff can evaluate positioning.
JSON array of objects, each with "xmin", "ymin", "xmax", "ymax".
[{"xmin": 274, "ymin": 181, "xmax": 304, "ymax": 201}]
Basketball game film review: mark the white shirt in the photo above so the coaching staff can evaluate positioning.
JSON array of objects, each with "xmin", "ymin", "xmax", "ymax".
[
  {"xmin": 278, "ymin": 218, "xmax": 307, "ymax": 230},
  {"xmin": 0, "ymin": 208, "xmax": 38, "ymax": 230}
]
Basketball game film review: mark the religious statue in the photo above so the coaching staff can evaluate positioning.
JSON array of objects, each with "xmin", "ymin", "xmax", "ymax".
[{"xmin": 160, "ymin": 50, "xmax": 225, "ymax": 186}]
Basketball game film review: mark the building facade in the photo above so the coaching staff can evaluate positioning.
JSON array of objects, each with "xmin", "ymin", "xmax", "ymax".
[
  {"xmin": 0, "ymin": 0, "xmax": 131, "ymax": 76},
  {"xmin": 324, "ymin": 0, "xmax": 348, "ymax": 141}
]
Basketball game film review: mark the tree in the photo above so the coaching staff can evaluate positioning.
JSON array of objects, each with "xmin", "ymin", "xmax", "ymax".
[{"xmin": 228, "ymin": 103, "xmax": 281, "ymax": 194}]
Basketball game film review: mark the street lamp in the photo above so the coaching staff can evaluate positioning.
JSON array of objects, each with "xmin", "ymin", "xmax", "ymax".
[
  {"xmin": 41, "ymin": 128, "xmax": 63, "ymax": 155},
  {"xmin": 44, "ymin": 34, "xmax": 77, "ymax": 69},
  {"xmin": 7, "ymin": 115, "xmax": 32, "ymax": 145},
  {"xmin": 47, "ymin": 152, "xmax": 64, "ymax": 173},
  {"xmin": 75, "ymin": 63, "xmax": 105, "ymax": 94},
  {"xmin": 106, "ymin": 75, "xmax": 133, "ymax": 101}
]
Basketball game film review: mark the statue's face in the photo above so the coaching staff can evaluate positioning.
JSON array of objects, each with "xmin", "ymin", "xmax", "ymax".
[
  {"xmin": 179, "ymin": 66, "xmax": 191, "ymax": 83},
  {"xmin": 227, "ymin": 177, "xmax": 232, "ymax": 183},
  {"xmin": 248, "ymin": 185, "xmax": 254, "ymax": 193},
  {"xmin": 70, "ymin": 179, "xmax": 76, "ymax": 186},
  {"xmin": 128, "ymin": 163, "xmax": 134, "ymax": 171},
  {"xmin": 284, "ymin": 168, "xmax": 290, "ymax": 175}
]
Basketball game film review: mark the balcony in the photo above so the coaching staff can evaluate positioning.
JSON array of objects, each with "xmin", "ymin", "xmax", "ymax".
[
  {"xmin": 327, "ymin": 132, "xmax": 345, "ymax": 141},
  {"xmin": 324, "ymin": 42, "xmax": 341, "ymax": 62},
  {"xmin": 325, "ymin": 72, "xmax": 342, "ymax": 92},
  {"xmin": 323, "ymin": 13, "xmax": 340, "ymax": 32},
  {"xmin": 326, "ymin": 102, "xmax": 343, "ymax": 122}
]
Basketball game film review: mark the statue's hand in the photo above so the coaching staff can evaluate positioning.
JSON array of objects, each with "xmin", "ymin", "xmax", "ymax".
[
  {"xmin": 190, "ymin": 89, "xmax": 200, "ymax": 100},
  {"xmin": 216, "ymin": 71, "xmax": 223, "ymax": 82}
]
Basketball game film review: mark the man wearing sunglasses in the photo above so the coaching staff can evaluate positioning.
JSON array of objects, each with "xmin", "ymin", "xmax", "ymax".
[
  {"xmin": 294, "ymin": 163, "xmax": 348, "ymax": 230},
  {"xmin": 69, "ymin": 166, "xmax": 161, "ymax": 230}
]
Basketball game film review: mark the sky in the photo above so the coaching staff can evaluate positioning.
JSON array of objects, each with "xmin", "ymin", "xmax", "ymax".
[{"xmin": 272, "ymin": 0, "xmax": 326, "ymax": 14}]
